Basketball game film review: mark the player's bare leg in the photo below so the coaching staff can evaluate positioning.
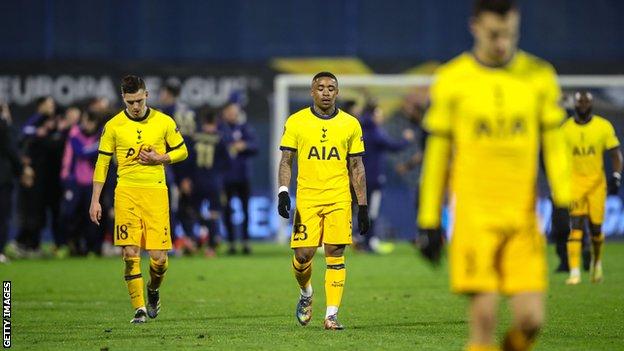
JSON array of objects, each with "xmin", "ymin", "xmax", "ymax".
[
  {"xmin": 122, "ymin": 245, "xmax": 147, "ymax": 323},
  {"xmin": 146, "ymin": 249, "xmax": 168, "ymax": 319},
  {"xmin": 293, "ymin": 246, "xmax": 316, "ymax": 326},
  {"xmin": 323, "ymin": 244, "xmax": 346, "ymax": 330},
  {"xmin": 467, "ymin": 293, "xmax": 498, "ymax": 350},
  {"xmin": 503, "ymin": 292, "xmax": 544, "ymax": 351}
]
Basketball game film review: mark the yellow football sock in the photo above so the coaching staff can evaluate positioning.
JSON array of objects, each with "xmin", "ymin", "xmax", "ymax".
[
  {"xmin": 465, "ymin": 344, "xmax": 500, "ymax": 351},
  {"xmin": 292, "ymin": 255, "xmax": 312, "ymax": 291},
  {"xmin": 590, "ymin": 233, "xmax": 604, "ymax": 264},
  {"xmin": 148, "ymin": 256, "xmax": 168, "ymax": 291},
  {"xmin": 567, "ymin": 229, "xmax": 583, "ymax": 273},
  {"xmin": 502, "ymin": 328, "xmax": 535, "ymax": 351},
  {"xmin": 325, "ymin": 256, "xmax": 346, "ymax": 310},
  {"xmin": 124, "ymin": 257, "xmax": 145, "ymax": 310}
]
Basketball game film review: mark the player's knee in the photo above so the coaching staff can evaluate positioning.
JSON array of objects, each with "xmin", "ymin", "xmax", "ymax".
[
  {"xmin": 474, "ymin": 310, "xmax": 497, "ymax": 333},
  {"xmin": 516, "ymin": 313, "xmax": 543, "ymax": 338},
  {"xmin": 294, "ymin": 251, "xmax": 314, "ymax": 264},
  {"xmin": 122, "ymin": 246, "xmax": 140, "ymax": 259},
  {"xmin": 149, "ymin": 251, "xmax": 168, "ymax": 265},
  {"xmin": 569, "ymin": 216, "xmax": 585, "ymax": 230},
  {"xmin": 589, "ymin": 224, "xmax": 602, "ymax": 237}
]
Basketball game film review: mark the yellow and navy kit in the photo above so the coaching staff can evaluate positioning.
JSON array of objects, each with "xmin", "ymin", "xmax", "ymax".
[
  {"xmin": 562, "ymin": 115, "xmax": 620, "ymax": 188},
  {"xmin": 280, "ymin": 107, "xmax": 365, "ymax": 205},
  {"xmin": 562, "ymin": 115, "xmax": 620, "ymax": 223},
  {"xmin": 419, "ymin": 51, "xmax": 570, "ymax": 294},
  {"xmin": 94, "ymin": 108, "xmax": 186, "ymax": 188}
]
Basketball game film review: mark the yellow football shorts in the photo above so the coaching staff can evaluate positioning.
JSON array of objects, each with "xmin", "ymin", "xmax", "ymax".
[
  {"xmin": 449, "ymin": 211, "xmax": 546, "ymax": 295},
  {"xmin": 570, "ymin": 180, "xmax": 606, "ymax": 224},
  {"xmin": 114, "ymin": 186, "xmax": 172, "ymax": 250},
  {"xmin": 290, "ymin": 201, "xmax": 352, "ymax": 248}
]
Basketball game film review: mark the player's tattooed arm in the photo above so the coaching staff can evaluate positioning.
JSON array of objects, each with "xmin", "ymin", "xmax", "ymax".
[
  {"xmin": 278, "ymin": 149, "xmax": 295, "ymax": 187},
  {"xmin": 349, "ymin": 156, "xmax": 367, "ymax": 206}
]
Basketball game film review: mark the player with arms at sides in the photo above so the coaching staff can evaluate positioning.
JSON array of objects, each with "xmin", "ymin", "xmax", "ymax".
[
  {"xmin": 277, "ymin": 72, "xmax": 370, "ymax": 330},
  {"xmin": 417, "ymin": 1, "xmax": 570, "ymax": 350},
  {"xmin": 562, "ymin": 91, "xmax": 622, "ymax": 285},
  {"xmin": 89, "ymin": 75, "xmax": 188, "ymax": 323}
]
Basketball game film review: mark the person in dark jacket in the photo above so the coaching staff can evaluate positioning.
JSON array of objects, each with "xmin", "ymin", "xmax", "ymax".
[
  {"xmin": 359, "ymin": 103, "xmax": 414, "ymax": 252},
  {"xmin": 0, "ymin": 102, "xmax": 30, "ymax": 263},
  {"xmin": 219, "ymin": 101, "xmax": 258, "ymax": 255}
]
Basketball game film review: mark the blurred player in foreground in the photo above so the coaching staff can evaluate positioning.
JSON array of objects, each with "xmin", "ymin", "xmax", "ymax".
[
  {"xmin": 417, "ymin": 1, "xmax": 570, "ymax": 350},
  {"xmin": 562, "ymin": 91, "xmax": 622, "ymax": 285},
  {"xmin": 89, "ymin": 75, "xmax": 188, "ymax": 323},
  {"xmin": 277, "ymin": 72, "xmax": 369, "ymax": 330}
]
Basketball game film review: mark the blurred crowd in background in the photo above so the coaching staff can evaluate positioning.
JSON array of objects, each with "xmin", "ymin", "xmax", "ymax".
[{"xmin": 0, "ymin": 81, "xmax": 432, "ymax": 263}]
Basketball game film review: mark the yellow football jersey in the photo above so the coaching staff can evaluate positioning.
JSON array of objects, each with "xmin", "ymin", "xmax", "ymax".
[
  {"xmin": 280, "ymin": 107, "xmax": 364, "ymax": 204},
  {"xmin": 562, "ymin": 115, "xmax": 620, "ymax": 186},
  {"xmin": 422, "ymin": 51, "xmax": 566, "ymax": 224},
  {"xmin": 94, "ymin": 108, "xmax": 185, "ymax": 188}
]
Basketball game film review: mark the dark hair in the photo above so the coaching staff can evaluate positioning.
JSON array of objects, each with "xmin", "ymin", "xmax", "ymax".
[
  {"xmin": 312, "ymin": 71, "xmax": 338, "ymax": 83},
  {"xmin": 161, "ymin": 81, "xmax": 181, "ymax": 97},
  {"xmin": 120, "ymin": 75, "xmax": 146, "ymax": 94},
  {"xmin": 473, "ymin": 0, "xmax": 517, "ymax": 16},
  {"xmin": 35, "ymin": 96, "xmax": 52, "ymax": 108},
  {"xmin": 199, "ymin": 107, "xmax": 218, "ymax": 125}
]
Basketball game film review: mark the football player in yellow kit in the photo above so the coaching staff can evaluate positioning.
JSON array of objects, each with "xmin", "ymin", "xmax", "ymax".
[
  {"xmin": 562, "ymin": 91, "xmax": 622, "ymax": 285},
  {"xmin": 89, "ymin": 75, "xmax": 188, "ymax": 323},
  {"xmin": 417, "ymin": 1, "xmax": 571, "ymax": 350},
  {"xmin": 277, "ymin": 72, "xmax": 370, "ymax": 330}
]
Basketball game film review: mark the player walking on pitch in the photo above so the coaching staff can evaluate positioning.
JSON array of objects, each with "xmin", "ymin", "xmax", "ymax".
[
  {"xmin": 277, "ymin": 72, "xmax": 370, "ymax": 330},
  {"xmin": 89, "ymin": 75, "xmax": 188, "ymax": 323},
  {"xmin": 562, "ymin": 91, "xmax": 622, "ymax": 285},
  {"xmin": 417, "ymin": 1, "xmax": 570, "ymax": 350}
]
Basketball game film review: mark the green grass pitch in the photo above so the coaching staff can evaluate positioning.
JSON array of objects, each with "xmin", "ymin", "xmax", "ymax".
[{"xmin": 3, "ymin": 242, "xmax": 624, "ymax": 350}]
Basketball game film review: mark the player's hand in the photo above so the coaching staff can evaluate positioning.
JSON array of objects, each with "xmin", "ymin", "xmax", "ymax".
[
  {"xmin": 608, "ymin": 172, "xmax": 621, "ymax": 195},
  {"xmin": 357, "ymin": 205, "xmax": 370, "ymax": 235},
  {"xmin": 138, "ymin": 148, "xmax": 164, "ymax": 165},
  {"xmin": 277, "ymin": 191, "xmax": 291, "ymax": 218},
  {"xmin": 89, "ymin": 201, "xmax": 102, "ymax": 226},
  {"xmin": 417, "ymin": 227, "xmax": 444, "ymax": 265}
]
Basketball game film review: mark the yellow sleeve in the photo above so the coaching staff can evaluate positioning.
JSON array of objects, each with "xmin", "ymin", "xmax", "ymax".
[
  {"xmin": 543, "ymin": 126, "xmax": 571, "ymax": 208},
  {"xmin": 279, "ymin": 116, "xmax": 298, "ymax": 151},
  {"xmin": 417, "ymin": 135, "xmax": 451, "ymax": 228},
  {"xmin": 93, "ymin": 124, "xmax": 114, "ymax": 183},
  {"xmin": 539, "ymin": 64, "xmax": 566, "ymax": 129},
  {"xmin": 348, "ymin": 119, "xmax": 365, "ymax": 156},
  {"xmin": 418, "ymin": 72, "xmax": 453, "ymax": 228},
  {"xmin": 422, "ymin": 73, "xmax": 453, "ymax": 137},
  {"xmin": 604, "ymin": 121, "xmax": 620, "ymax": 150},
  {"xmin": 165, "ymin": 117, "xmax": 187, "ymax": 163},
  {"xmin": 538, "ymin": 63, "xmax": 570, "ymax": 208},
  {"xmin": 165, "ymin": 117, "xmax": 185, "ymax": 150}
]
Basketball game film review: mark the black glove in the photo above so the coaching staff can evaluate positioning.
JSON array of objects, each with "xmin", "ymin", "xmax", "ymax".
[
  {"xmin": 357, "ymin": 205, "xmax": 370, "ymax": 235},
  {"xmin": 417, "ymin": 228, "xmax": 444, "ymax": 264},
  {"xmin": 608, "ymin": 172, "xmax": 621, "ymax": 195},
  {"xmin": 277, "ymin": 191, "xmax": 291, "ymax": 218}
]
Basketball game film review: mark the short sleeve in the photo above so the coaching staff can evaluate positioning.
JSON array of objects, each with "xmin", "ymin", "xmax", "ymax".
[
  {"xmin": 348, "ymin": 120, "xmax": 365, "ymax": 156},
  {"xmin": 539, "ymin": 64, "xmax": 566, "ymax": 129},
  {"xmin": 98, "ymin": 122, "xmax": 115, "ymax": 156},
  {"xmin": 422, "ymin": 74, "xmax": 452, "ymax": 136},
  {"xmin": 604, "ymin": 121, "xmax": 620, "ymax": 150},
  {"xmin": 279, "ymin": 116, "xmax": 298, "ymax": 151},
  {"xmin": 165, "ymin": 117, "xmax": 185, "ymax": 149}
]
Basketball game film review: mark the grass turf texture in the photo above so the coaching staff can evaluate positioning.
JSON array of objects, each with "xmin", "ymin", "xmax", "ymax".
[{"xmin": 3, "ymin": 242, "xmax": 624, "ymax": 350}]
